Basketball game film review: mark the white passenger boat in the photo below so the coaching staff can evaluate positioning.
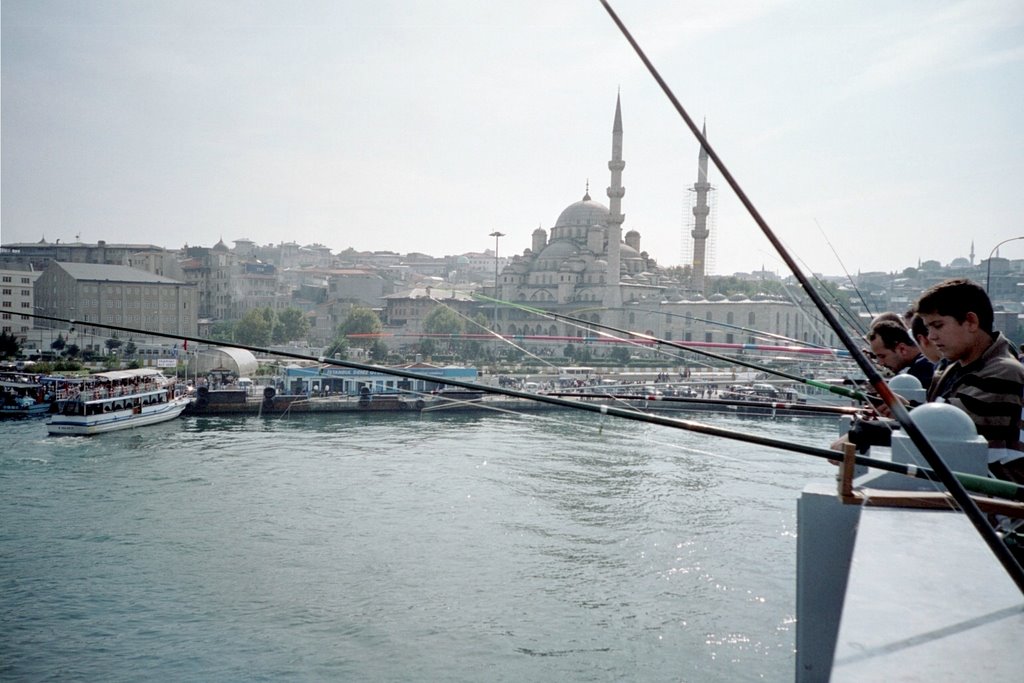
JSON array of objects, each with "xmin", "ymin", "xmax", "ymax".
[{"xmin": 47, "ymin": 368, "xmax": 192, "ymax": 436}]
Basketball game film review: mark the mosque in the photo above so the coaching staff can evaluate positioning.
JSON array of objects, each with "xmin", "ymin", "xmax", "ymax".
[
  {"xmin": 495, "ymin": 96, "xmax": 670, "ymax": 336},
  {"xmin": 490, "ymin": 95, "xmax": 836, "ymax": 350}
]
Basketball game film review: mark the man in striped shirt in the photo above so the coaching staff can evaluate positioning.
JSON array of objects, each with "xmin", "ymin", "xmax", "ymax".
[{"xmin": 917, "ymin": 278, "xmax": 1024, "ymax": 483}]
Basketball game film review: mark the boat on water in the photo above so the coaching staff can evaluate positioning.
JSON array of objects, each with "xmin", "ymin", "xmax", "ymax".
[
  {"xmin": 0, "ymin": 374, "xmax": 55, "ymax": 418},
  {"xmin": 46, "ymin": 368, "xmax": 192, "ymax": 436}
]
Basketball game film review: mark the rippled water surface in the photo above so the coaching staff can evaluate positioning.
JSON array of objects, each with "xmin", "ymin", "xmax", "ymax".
[{"xmin": 1, "ymin": 409, "xmax": 838, "ymax": 681}]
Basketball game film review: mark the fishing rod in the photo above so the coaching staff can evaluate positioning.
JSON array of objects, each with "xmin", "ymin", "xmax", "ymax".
[
  {"xmin": 26, "ymin": 310, "xmax": 1023, "ymax": 504},
  {"xmin": 548, "ymin": 392, "xmax": 864, "ymax": 417},
  {"xmin": 474, "ymin": 293, "xmax": 869, "ymax": 403},
  {"xmin": 598, "ymin": 0, "xmax": 1024, "ymax": 591},
  {"xmin": 629, "ymin": 307, "xmax": 840, "ymax": 351}
]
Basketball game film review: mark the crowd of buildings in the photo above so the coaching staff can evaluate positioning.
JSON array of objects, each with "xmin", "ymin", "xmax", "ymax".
[{"xmin": 2, "ymin": 94, "xmax": 1021, "ymax": 361}]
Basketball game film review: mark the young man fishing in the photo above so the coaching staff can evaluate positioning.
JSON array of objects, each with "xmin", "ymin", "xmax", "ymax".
[
  {"xmin": 917, "ymin": 278, "xmax": 1024, "ymax": 483},
  {"xmin": 866, "ymin": 319, "xmax": 935, "ymax": 389}
]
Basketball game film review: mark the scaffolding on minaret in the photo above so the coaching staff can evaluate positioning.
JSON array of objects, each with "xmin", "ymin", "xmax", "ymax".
[{"xmin": 681, "ymin": 183, "xmax": 717, "ymax": 283}]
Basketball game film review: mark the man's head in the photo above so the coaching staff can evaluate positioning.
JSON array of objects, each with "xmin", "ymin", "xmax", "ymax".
[
  {"xmin": 910, "ymin": 314, "xmax": 942, "ymax": 363},
  {"xmin": 915, "ymin": 278, "xmax": 994, "ymax": 363},
  {"xmin": 866, "ymin": 320, "xmax": 920, "ymax": 372}
]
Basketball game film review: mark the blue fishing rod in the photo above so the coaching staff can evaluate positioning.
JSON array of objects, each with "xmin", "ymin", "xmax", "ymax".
[{"xmin": 598, "ymin": 0, "xmax": 1024, "ymax": 592}]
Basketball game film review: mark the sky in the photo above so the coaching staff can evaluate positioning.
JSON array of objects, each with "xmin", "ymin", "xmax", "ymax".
[{"xmin": 3, "ymin": 0, "xmax": 1023, "ymax": 277}]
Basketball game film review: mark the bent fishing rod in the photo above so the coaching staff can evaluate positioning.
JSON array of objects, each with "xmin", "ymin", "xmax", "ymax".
[
  {"xmin": 26, "ymin": 310, "xmax": 1023, "ymax": 502},
  {"xmin": 598, "ymin": 0, "xmax": 1024, "ymax": 591},
  {"xmin": 474, "ymin": 293, "xmax": 869, "ymax": 403}
]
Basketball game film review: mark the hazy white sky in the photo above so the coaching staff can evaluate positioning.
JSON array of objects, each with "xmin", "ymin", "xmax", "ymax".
[{"xmin": 3, "ymin": 0, "xmax": 1023, "ymax": 276}]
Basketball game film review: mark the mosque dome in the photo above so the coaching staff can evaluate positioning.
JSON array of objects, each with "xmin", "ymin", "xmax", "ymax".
[
  {"xmin": 213, "ymin": 237, "xmax": 229, "ymax": 252},
  {"xmin": 620, "ymin": 243, "xmax": 640, "ymax": 258},
  {"xmin": 537, "ymin": 240, "xmax": 578, "ymax": 261},
  {"xmin": 554, "ymin": 192, "xmax": 610, "ymax": 228}
]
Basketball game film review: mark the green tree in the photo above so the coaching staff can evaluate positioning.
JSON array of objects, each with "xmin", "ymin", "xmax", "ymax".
[
  {"xmin": 423, "ymin": 305, "xmax": 465, "ymax": 336},
  {"xmin": 51, "ymin": 334, "xmax": 66, "ymax": 353},
  {"xmin": 210, "ymin": 320, "xmax": 237, "ymax": 342},
  {"xmin": 104, "ymin": 336, "xmax": 123, "ymax": 352},
  {"xmin": 234, "ymin": 309, "xmax": 273, "ymax": 346},
  {"xmin": 324, "ymin": 336, "xmax": 349, "ymax": 360},
  {"xmin": 418, "ymin": 337, "xmax": 437, "ymax": 357},
  {"xmin": 369, "ymin": 339, "xmax": 389, "ymax": 361},
  {"xmin": 274, "ymin": 307, "xmax": 311, "ymax": 344},
  {"xmin": 609, "ymin": 347, "xmax": 631, "ymax": 364},
  {"xmin": 124, "ymin": 341, "xmax": 138, "ymax": 357},
  {"xmin": 65, "ymin": 343, "xmax": 80, "ymax": 358},
  {"xmin": 0, "ymin": 331, "xmax": 20, "ymax": 359},
  {"xmin": 337, "ymin": 307, "xmax": 383, "ymax": 349}
]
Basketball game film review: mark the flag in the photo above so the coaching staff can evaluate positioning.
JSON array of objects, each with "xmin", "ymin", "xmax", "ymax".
[{"xmin": 183, "ymin": 339, "xmax": 188, "ymax": 351}]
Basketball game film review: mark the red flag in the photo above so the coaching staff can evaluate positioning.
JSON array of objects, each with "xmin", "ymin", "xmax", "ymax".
[{"xmin": 183, "ymin": 339, "xmax": 188, "ymax": 351}]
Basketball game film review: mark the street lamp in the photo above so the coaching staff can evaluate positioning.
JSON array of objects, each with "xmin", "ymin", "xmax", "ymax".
[
  {"xmin": 985, "ymin": 236, "xmax": 1024, "ymax": 294},
  {"xmin": 488, "ymin": 231, "xmax": 505, "ymax": 330}
]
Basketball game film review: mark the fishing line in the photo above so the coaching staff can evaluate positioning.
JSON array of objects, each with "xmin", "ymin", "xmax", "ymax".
[
  {"xmin": 599, "ymin": 0, "xmax": 1024, "ymax": 590},
  {"xmin": 475, "ymin": 293, "xmax": 869, "ymax": 403},
  {"xmin": 425, "ymin": 295, "xmax": 558, "ymax": 370},
  {"xmin": 815, "ymin": 218, "xmax": 874, "ymax": 321}
]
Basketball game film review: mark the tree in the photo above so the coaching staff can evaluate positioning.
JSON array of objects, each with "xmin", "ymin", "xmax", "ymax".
[
  {"xmin": 369, "ymin": 339, "xmax": 389, "ymax": 361},
  {"xmin": 609, "ymin": 347, "xmax": 631, "ymax": 364},
  {"xmin": 0, "ymin": 331, "xmax": 20, "ymax": 359},
  {"xmin": 104, "ymin": 336, "xmax": 123, "ymax": 352},
  {"xmin": 210, "ymin": 320, "xmax": 237, "ymax": 343},
  {"xmin": 418, "ymin": 337, "xmax": 437, "ymax": 357},
  {"xmin": 337, "ymin": 307, "xmax": 383, "ymax": 349},
  {"xmin": 423, "ymin": 305, "xmax": 465, "ymax": 336},
  {"xmin": 274, "ymin": 307, "xmax": 311, "ymax": 344},
  {"xmin": 124, "ymin": 341, "xmax": 138, "ymax": 357},
  {"xmin": 234, "ymin": 309, "xmax": 273, "ymax": 346},
  {"xmin": 65, "ymin": 343, "xmax": 80, "ymax": 358},
  {"xmin": 51, "ymin": 334, "xmax": 66, "ymax": 353},
  {"xmin": 323, "ymin": 336, "xmax": 349, "ymax": 360}
]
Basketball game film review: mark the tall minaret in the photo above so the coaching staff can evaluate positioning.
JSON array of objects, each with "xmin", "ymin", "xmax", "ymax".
[
  {"xmin": 690, "ymin": 123, "xmax": 712, "ymax": 294},
  {"xmin": 605, "ymin": 94, "xmax": 625, "ymax": 310}
]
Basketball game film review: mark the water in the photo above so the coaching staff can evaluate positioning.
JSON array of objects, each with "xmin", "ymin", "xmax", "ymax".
[{"xmin": 1, "ymin": 409, "xmax": 838, "ymax": 681}]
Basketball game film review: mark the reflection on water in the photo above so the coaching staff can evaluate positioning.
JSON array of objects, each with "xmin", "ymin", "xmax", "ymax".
[{"xmin": 0, "ymin": 411, "xmax": 837, "ymax": 682}]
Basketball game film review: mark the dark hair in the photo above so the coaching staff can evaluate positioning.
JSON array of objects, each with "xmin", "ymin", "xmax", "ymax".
[
  {"xmin": 910, "ymin": 314, "xmax": 929, "ymax": 341},
  {"xmin": 869, "ymin": 311, "xmax": 906, "ymax": 328},
  {"xmin": 915, "ymin": 278, "xmax": 993, "ymax": 332},
  {"xmin": 867, "ymin": 320, "xmax": 915, "ymax": 350}
]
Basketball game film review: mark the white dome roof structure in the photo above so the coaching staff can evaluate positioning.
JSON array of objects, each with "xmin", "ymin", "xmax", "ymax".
[{"xmin": 554, "ymin": 192, "xmax": 610, "ymax": 228}]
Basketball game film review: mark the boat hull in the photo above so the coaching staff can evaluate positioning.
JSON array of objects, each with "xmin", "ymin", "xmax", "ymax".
[{"xmin": 47, "ymin": 396, "xmax": 192, "ymax": 436}]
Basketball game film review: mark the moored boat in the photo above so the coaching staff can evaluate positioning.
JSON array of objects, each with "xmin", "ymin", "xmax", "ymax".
[
  {"xmin": 46, "ymin": 368, "xmax": 192, "ymax": 436},
  {"xmin": 0, "ymin": 375, "xmax": 54, "ymax": 418}
]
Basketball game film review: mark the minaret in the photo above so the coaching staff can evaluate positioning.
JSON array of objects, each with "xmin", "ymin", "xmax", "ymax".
[
  {"xmin": 605, "ymin": 94, "xmax": 625, "ymax": 310},
  {"xmin": 690, "ymin": 123, "xmax": 712, "ymax": 294}
]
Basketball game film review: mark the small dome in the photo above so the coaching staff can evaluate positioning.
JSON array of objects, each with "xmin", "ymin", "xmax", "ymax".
[
  {"xmin": 537, "ymin": 240, "xmax": 577, "ymax": 261},
  {"xmin": 708, "ymin": 293, "xmax": 727, "ymax": 302}
]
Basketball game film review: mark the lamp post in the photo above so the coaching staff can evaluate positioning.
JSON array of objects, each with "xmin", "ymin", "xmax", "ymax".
[
  {"xmin": 985, "ymin": 236, "xmax": 1024, "ymax": 295},
  {"xmin": 488, "ymin": 231, "xmax": 505, "ymax": 330}
]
